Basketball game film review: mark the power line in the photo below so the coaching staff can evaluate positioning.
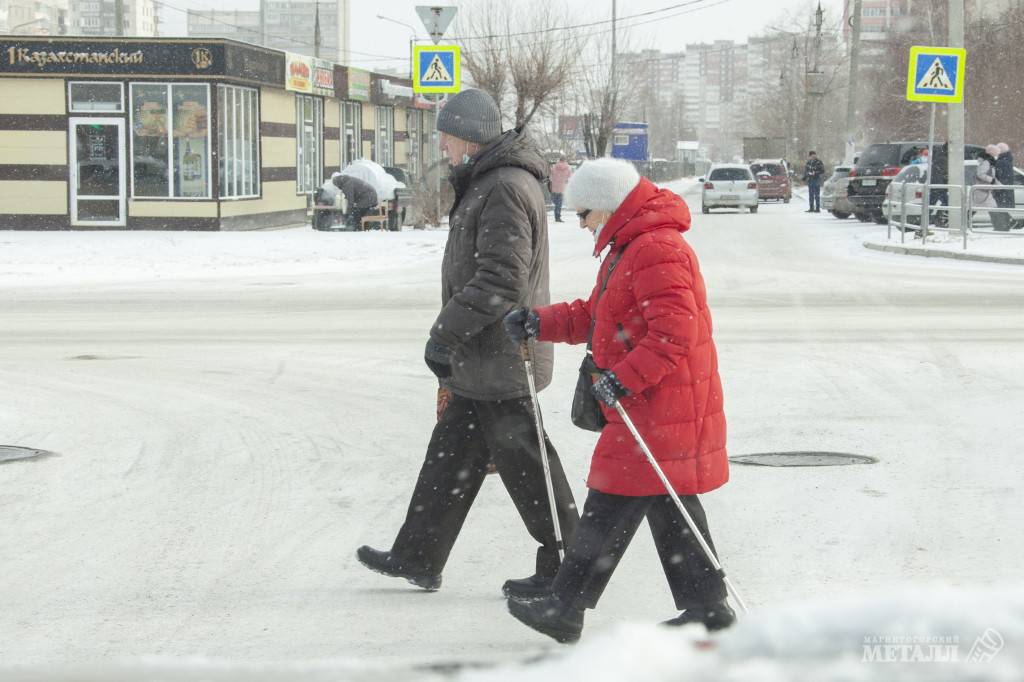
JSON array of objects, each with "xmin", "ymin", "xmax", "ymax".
[
  {"xmin": 153, "ymin": 0, "xmax": 407, "ymax": 62},
  {"xmin": 449, "ymin": 0, "xmax": 724, "ymax": 41}
]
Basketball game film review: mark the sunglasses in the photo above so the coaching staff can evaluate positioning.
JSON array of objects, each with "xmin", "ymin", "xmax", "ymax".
[{"xmin": 576, "ymin": 209, "xmax": 592, "ymax": 222}]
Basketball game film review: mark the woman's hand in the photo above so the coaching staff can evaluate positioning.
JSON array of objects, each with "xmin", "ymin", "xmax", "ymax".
[
  {"xmin": 591, "ymin": 371, "xmax": 628, "ymax": 407},
  {"xmin": 502, "ymin": 307, "xmax": 540, "ymax": 343}
]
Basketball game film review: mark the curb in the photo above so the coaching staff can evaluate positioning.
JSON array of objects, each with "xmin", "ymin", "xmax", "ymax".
[{"xmin": 862, "ymin": 241, "xmax": 1024, "ymax": 266}]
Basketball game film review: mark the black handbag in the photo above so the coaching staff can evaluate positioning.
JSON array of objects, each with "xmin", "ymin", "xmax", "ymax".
[{"xmin": 571, "ymin": 246, "xmax": 626, "ymax": 432}]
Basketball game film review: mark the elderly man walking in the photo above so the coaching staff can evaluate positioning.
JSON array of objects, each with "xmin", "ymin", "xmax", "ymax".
[{"xmin": 356, "ymin": 89, "xmax": 579, "ymax": 600}]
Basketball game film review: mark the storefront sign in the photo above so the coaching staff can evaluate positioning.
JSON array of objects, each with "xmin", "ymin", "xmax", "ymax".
[
  {"xmin": 348, "ymin": 68, "xmax": 371, "ymax": 101},
  {"xmin": 285, "ymin": 52, "xmax": 313, "ymax": 93},
  {"xmin": 224, "ymin": 43, "xmax": 284, "ymax": 87},
  {"xmin": 379, "ymin": 78, "xmax": 414, "ymax": 102},
  {"xmin": 0, "ymin": 38, "xmax": 224, "ymax": 77},
  {"xmin": 312, "ymin": 57, "xmax": 334, "ymax": 97}
]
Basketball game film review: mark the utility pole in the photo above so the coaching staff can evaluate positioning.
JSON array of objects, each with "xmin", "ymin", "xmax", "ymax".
[
  {"xmin": 114, "ymin": 0, "xmax": 124, "ymax": 36},
  {"xmin": 947, "ymin": 0, "xmax": 965, "ymax": 233},
  {"xmin": 805, "ymin": 2, "xmax": 824, "ymax": 157},
  {"xmin": 609, "ymin": 0, "xmax": 617, "ymax": 158},
  {"xmin": 313, "ymin": 2, "xmax": 322, "ymax": 58},
  {"xmin": 844, "ymin": 0, "xmax": 862, "ymax": 163},
  {"xmin": 259, "ymin": 0, "xmax": 267, "ymax": 47}
]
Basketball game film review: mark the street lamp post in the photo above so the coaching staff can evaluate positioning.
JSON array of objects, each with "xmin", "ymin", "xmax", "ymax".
[{"xmin": 376, "ymin": 14, "xmax": 418, "ymax": 81}]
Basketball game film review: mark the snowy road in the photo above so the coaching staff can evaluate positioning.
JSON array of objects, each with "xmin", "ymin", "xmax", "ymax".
[{"xmin": 2, "ymin": 189, "xmax": 1023, "ymax": 673}]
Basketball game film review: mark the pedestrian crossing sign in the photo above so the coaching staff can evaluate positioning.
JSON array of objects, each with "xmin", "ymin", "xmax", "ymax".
[
  {"xmin": 906, "ymin": 45, "xmax": 965, "ymax": 103},
  {"xmin": 413, "ymin": 45, "xmax": 460, "ymax": 94}
]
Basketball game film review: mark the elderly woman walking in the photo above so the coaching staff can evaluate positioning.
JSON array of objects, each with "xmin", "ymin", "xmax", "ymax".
[
  {"xmin": 502, "ymin": 158, "xmax": 734, "ymax": 643},
  {"xmin": 975, "ymin": 145, "xmax": 1006, "ymax": 231}
]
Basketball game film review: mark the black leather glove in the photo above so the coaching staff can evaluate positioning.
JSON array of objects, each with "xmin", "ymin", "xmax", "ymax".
[
  {"xmin": 502, "ymin": 307, "xmax": 540, "ymax": 343},
  {"xmin": 424, "ymin": 338, "xmax": 453, "ymax": 379},
  {"xmin": 591, "ymin": 371, "xmax": 628, "ymax": 408}
]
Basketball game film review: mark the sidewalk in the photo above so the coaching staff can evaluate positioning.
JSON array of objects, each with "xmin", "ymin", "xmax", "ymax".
[{"xmin": 863, "ymin": 226, "xmax": 1024, "ymax": 266}]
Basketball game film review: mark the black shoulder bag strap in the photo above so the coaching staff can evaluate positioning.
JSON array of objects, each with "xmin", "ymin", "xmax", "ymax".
[{"xmin": 586, "ymin": 243, "xmax": 627, "ymax": 357}]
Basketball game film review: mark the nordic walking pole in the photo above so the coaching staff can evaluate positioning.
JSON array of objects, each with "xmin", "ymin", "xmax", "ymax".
[
  {"xmin": 612, "ymin": 400, "xmax": 749, "ymax": 614},
  {"xmin": 520, "ymin": 343, "xmax": 565, "ymax": 561}
]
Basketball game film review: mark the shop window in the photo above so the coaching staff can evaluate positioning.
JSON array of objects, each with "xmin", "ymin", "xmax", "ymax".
[
  {"xmin": 340, "ymin": 100, "xmax": 362, "ymax": 167},
  {"xmin": 69, "ymin": 82, "xmax": 123, "ymax": 113},
  {"xmin": 130, "ymin": 83, "xmax": 211, "ymax": 199},
  {"xmin": 218, "ymin": 84, "xmax": 260, "ymax": 199},
  {"xmin": 375, "ymin": 105, "xmax": 394, "ymax": 167},
  {"xmin": 296, "ymin": 94, "xmax": 323, "ymax": 193}
]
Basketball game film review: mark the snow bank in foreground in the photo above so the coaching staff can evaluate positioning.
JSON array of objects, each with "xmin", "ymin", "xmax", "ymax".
[
  {"xmin": 862, "ymin": 227, "xmax": 1024, "ymax": 261},
  {"xmin": 0, "ymin": 227, "xmax": 448, "ymax": 287},
  {"xmin": 468, "ymin": 584, "xmax": 1023, "ymax": 682},
  {"xmin": 3, "ymin": 585, "xmax": 1020, "ymax": 681}
]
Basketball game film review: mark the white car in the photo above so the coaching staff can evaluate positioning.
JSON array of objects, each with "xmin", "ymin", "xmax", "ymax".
[
  {"xmin": 701, "ymin": 164, "xmax": 759, "ymax": 213},
  {"xmin": 883, "ymin": 161, "xmax": 1024, "ymax": 227}
]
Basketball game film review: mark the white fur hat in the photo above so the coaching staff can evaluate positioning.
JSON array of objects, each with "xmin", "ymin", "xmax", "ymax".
[{"xmin": 564, "ymin": 158, "xmax": 641, "ymax": 213}]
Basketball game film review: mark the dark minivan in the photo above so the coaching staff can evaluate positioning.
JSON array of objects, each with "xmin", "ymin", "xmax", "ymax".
[{"xmin": 847, "ymin": 141, "xmax": 984, "ymax": 222}]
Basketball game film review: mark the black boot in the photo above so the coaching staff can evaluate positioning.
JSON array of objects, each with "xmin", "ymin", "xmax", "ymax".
[
  {"xmin": 356, "ymin": 545, "xmax": 441, "ymax": 591},
  {"xmin": 502, "ymin": 574, "xmax": 554, "ymax": 602},
  {"xmin": 507, "ymin": 594, "xmax": 584, "ymax": 643},
  {"xmin": 661, "ymin": 600, "xmax": 736, "ymax": 632}
]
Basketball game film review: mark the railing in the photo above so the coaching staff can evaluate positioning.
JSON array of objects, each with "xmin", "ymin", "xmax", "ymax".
[{"xmin": 886, "ymin": 181, "xmax": 1023, "ymax": 249}]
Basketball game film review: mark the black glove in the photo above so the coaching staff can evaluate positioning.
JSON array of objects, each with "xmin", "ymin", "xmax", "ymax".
[
  {"xmin": 502, "ymin": 307, "xmax": 540, "ymax": 343},
  {"xmin": 424, "ymin": 338, "xmax": 453, "ymax": 379},
  {"xmin": 591, "ymin": 371, "xmax": 628, "ymax": 408}
]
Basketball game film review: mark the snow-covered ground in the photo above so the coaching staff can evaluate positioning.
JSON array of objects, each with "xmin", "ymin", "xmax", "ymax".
[{"xmin": 2, "ymin": 186, "xmax": 1023, "ymax": 679}]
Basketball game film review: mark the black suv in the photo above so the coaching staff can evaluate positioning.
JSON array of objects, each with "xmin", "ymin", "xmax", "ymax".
[{"xmin": 847, "ymin": 141, "xmax": 984, "ymax": 222}]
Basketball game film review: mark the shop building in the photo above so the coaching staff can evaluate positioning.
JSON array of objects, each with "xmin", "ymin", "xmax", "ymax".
[{"xmin": 0, "ymin": 36, "xmax": 436, "ymax": 230}]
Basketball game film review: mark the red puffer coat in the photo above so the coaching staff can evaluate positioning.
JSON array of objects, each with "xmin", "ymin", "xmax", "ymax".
[{"xmin": 535, "ymin": 178, "xmax": 728, "ymax": 496}]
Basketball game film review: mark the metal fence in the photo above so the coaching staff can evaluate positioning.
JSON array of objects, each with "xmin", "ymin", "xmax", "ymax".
[{"xmin": 886, "ymin": 181, "xmax": 1023, "ymax": 249}]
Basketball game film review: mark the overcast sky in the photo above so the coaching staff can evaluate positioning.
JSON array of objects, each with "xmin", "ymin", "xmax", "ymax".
[{"xmin": 161, "ymin": 0, "xmax": 846, "ymax": 71}]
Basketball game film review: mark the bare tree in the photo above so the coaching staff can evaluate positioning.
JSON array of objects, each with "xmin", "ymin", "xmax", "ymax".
[
  {"xmin": 454, "ymin": 0, "xmax": 582, "ymax": 130},
  {"xmin": 574, "ymin": 27, "xmax": 638, "ymax": 157}
]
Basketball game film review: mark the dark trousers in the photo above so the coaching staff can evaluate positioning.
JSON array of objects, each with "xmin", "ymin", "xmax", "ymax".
[
  {"xmin": 993, "ymin": 186, "xmax": 1013, "ymax": 230},
  {"xmin": 552, "ymin": 192, "xmax": 564, "ymax": 221},
  {"xmin": 392, "ymin": 394, "xmax": 579, "ymax": 577},
  {"xmin": 552, "ymin": 489, "xmax": 727, "ymax": 611},
  {"xmin": 808, "ymin": 180, "xmax": 821, "ymax": 211}
]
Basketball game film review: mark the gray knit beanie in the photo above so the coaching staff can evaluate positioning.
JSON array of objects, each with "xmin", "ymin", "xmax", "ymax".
[
  {"xmin": 437, "ymin": 88, "xmax": 502, "ymax": 144},
  {"xmin": 565, "ymin": 158, "xmax": 641, "ymax": 213}
]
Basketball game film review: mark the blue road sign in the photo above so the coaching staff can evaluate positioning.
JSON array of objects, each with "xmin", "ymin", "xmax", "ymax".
[
  {"xmin": 906, "ymin": 46, "xmax": 965, "ymax": 103},
  {"xmin": 413, "ymin": 45, "xmax": 460, "ymax": 94}
]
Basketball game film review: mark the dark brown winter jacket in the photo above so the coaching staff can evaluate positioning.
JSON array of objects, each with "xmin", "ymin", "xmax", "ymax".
[
  {"xmin": 332, "ymin": 174, "xmax": 379, "ymax": 210},
  {"xmin": 431, "ymin": 128, "xmax": 553, "ymax": 401}
]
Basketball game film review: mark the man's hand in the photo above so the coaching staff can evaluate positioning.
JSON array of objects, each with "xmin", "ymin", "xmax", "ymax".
[
  {"xmin": 591, "ymin": 371, "xmax": 628, "ymax": 408},
  {"xmin": 502, "ymin": 307, "xmax": 540, "ymax": 343},
  {"xmin": 424, "ymin": 339, "xmax": 453, "ymax": 379}
]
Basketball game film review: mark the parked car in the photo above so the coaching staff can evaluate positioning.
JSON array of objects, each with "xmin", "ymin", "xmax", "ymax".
[
  {"xmin": 701, "ymin": 164, "xmax": 759, "ymax": 213},
  {"xmin": 847, "ymin": 141, "xmax": 984, "ymax": 223},
  {"xmin": 821, "ymin": 165, "xmax": 855, "ymax": 219},
  {"xmin": 749, "ymin": 159, "xmax": 791, "ymax": 202},
  {"xmin": 883, "ymin": 160, "xmax": 1024, "ymax": 228}
]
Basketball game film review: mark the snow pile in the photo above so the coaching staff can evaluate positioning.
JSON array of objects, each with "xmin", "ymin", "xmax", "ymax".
[
  {"xmin": 658, "ymin": 177, "xmax": 701, "ymax": 198},
  {"xmin": 0, "ymin": 227, "xmax": 447, "ymax": 287},
  {"xmin": 862, "ymin": 226, "xmax": 1024, "ymax": 262},
  {"xmin": 464, "ymin": 584, "xmax": 1024, "ymax": 682},
  {"xmin": 340, "ymin": 159, "xmax": 405, "ymax": 200}
]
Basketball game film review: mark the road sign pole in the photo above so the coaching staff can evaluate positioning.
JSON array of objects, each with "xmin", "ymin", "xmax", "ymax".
[
  {"xmin": 435, "ymin": 95, "xmax": 441, "ymax": 227},
  {"xmin": 947, "ymin": 0, "xmax": 966, "ymax": 235},
  {"xmin": 922, "ymin": 103, "xmax": 936, "ymax": 244}
]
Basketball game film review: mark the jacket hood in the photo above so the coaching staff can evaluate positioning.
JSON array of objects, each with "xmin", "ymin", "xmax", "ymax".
[
  {"xmin": 471, "ymin": 127, "xmax": 548, "ymax": 181},
  {"xmin": 593, "ymin": 177, "xmax": 691, "ymax": 255}
]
